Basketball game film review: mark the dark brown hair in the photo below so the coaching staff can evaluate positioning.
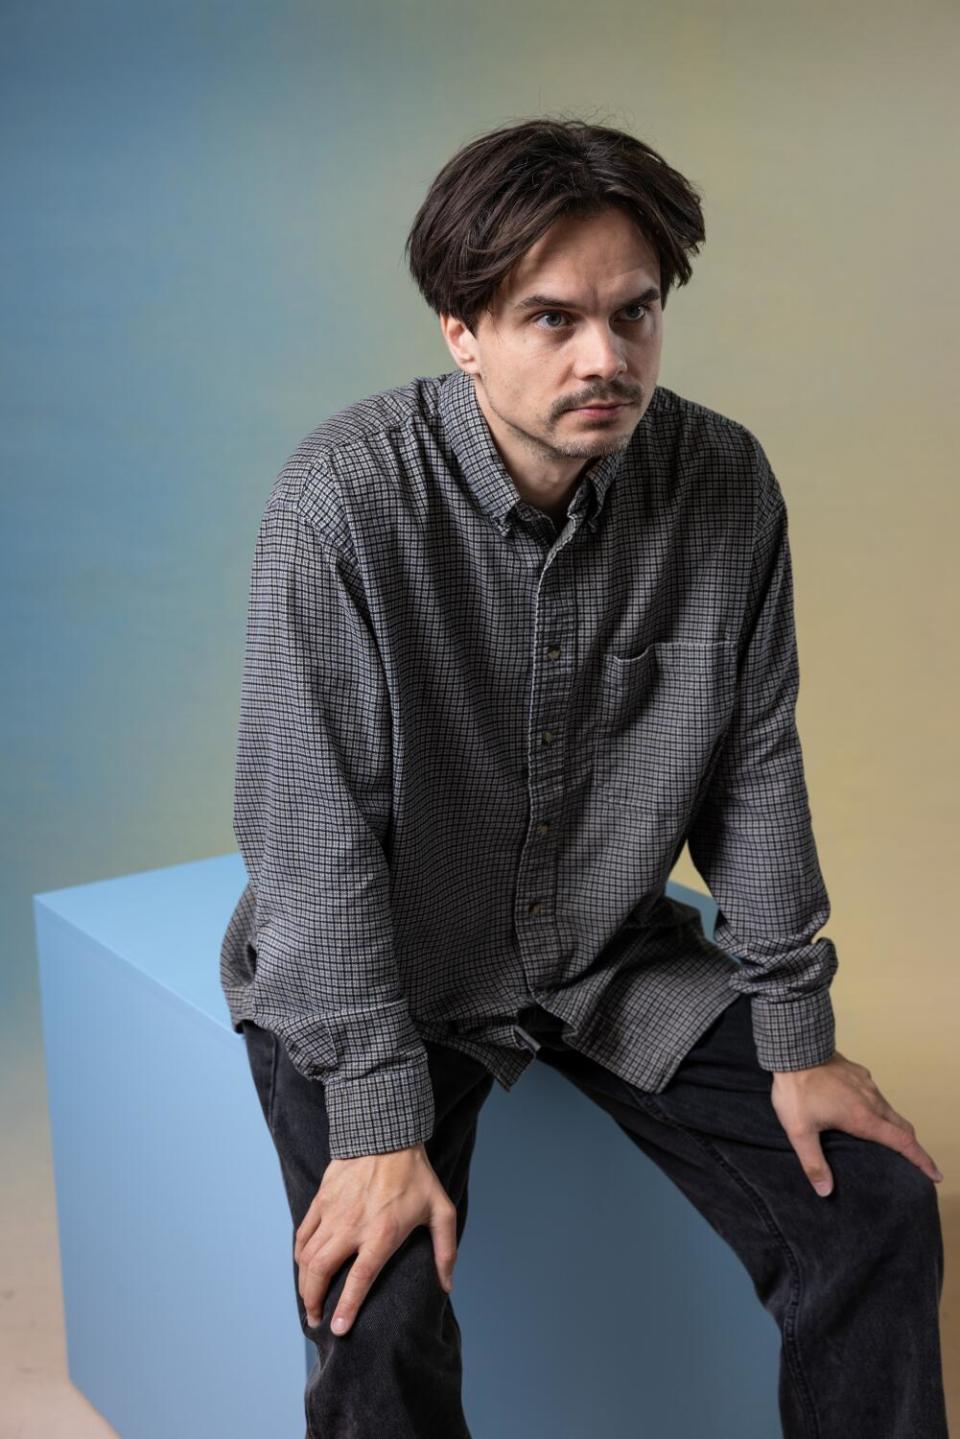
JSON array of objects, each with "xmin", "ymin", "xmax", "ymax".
[{"xmin": 404, "ymin": 114, "xmax": 706, "ymax": 332}]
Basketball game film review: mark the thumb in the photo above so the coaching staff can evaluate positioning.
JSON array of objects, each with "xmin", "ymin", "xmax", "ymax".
[
  {"xmin": 790, "ymin": 1128, "xmax": 834, "ymax": 1197},
  {"xmin": 428, "ymin": 1197, "xmax": 458, "ymax": 1293}
]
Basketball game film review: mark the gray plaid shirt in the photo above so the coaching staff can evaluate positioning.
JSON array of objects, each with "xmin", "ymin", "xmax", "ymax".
[{"xmin": 220, "ymin": 366, "xmax": 838, "ymax": 1159}]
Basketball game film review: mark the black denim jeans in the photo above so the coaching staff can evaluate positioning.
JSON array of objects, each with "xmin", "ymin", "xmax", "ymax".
[{"xmin": 241, "ymin": 995, "xmax": 948, "ymax": 1438}]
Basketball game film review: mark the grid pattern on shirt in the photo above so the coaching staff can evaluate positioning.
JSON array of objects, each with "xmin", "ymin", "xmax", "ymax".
[{"xmin": 220, "ymin": 366, "xmax": 838, "ymax": 1158}]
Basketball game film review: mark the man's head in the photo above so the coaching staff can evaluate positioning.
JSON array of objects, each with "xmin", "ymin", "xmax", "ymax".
[{"xmin": 404, "ymin": 117, "xmax": 706, "ymax": 480}]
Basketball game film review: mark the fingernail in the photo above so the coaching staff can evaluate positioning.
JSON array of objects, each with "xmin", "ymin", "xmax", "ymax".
[
  {"xmin": 814, "ymin": 1180, "xmax": 833, "ymax": 1196},
  {"xmin": 306, "ymin": 1313, "xmax": 318, "ymax": 1327},
  {"xmin": 331, "ymin": 1315, "xmax": 349, "ymax": 1334},
  {"xmin": 932, "ymin": 1168, "xmax": 944, "ymax": 1182}
]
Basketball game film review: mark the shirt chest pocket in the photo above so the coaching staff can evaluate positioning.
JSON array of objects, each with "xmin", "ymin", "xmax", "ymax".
[{"xmin": 592, "ymin": 640, "xmax": 738, "ymax": 811}]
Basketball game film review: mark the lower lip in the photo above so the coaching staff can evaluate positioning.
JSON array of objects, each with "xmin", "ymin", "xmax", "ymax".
[{"xmin": 574, "ymin": 405, "xmax": 625, "ymax": 419}]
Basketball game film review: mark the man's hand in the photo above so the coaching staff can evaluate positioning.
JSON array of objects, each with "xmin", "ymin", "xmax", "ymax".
[
  {"xmin": 293, "ymin": 1142, "xmax": 457, "ymax": 1336},
  {"xmin": 770, "ymin": 1050, "xmax": 944, "ymax": 1197}
]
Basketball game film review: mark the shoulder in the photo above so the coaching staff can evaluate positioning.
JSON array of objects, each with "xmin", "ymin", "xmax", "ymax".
[
  {"xmin": 262, "ymin": 374, "xmax": 447, "ymax": 548},
  {"xmin": 650, "ymin": 384, "xmax": 781, "ymax": 522},
  {"xmin": 650, "ymin": 384, "xmax": 766, "ymax": 465}
]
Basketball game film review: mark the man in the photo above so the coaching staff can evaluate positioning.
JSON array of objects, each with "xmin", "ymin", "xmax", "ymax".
[{"xmin": 220, "ymin": 117, "xmax": 947, "ymax": 1437}]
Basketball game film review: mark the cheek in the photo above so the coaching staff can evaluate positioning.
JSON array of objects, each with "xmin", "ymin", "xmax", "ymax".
[{"xmin": 506, "ymin": 362, "xmax": 547, "ymax": 403}]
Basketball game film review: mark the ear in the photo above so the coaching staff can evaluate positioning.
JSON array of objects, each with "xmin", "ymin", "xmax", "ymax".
[{"xmin": 439, "ymin": 313, "xmax": 480, "ymax": 374}]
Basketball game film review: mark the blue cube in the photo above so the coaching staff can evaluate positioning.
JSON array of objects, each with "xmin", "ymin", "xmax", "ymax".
[{"xmin": 35, "ymin": 856, "xmax": 779, "ymax": 1438}]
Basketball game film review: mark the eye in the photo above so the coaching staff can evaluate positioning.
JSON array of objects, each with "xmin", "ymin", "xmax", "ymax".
[{"xmin": 532, "ymin": 304, "xmax": 650, "ymax": 331}]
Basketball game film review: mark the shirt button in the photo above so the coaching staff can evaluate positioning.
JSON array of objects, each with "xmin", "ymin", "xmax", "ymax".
[
  {"xmin": 541, "ymin": 731, "xmax": 555, "ymax": 745},
  {"xmin": 527, "ymin": 900, "xmax": 544, "ymax": 915},
  {"xmin": 536, "ymin": 820, "xmax": 551, "ymax": 834},
  {"xmin": 546, "ymin": 645, "xmax": 561, "ymax": 659}
]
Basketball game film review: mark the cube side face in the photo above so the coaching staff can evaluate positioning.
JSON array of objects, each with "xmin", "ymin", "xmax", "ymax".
[{"xmin": 35, "ymin": 899, "xmax": 305, "ymax": 1439}]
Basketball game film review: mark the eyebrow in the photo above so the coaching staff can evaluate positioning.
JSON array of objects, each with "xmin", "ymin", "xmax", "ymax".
[{"xmin": 512, "ymin": 286, "xmax": 661, "ymax": 312}]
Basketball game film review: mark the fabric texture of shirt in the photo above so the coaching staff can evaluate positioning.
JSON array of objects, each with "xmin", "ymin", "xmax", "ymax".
[{"xmin": 219, "ymin": 366, "xmax": 839, "ymax": 1159}]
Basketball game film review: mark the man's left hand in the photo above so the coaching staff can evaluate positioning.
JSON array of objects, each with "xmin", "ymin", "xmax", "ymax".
[{"xmin": 769, "ymin": 1051, "xmax": 944, "ymax": 1197}]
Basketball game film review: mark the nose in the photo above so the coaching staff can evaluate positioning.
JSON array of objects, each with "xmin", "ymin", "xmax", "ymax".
[{"xmin": 572, "ymin": 322, "xmax": 629, "ymax": 382}]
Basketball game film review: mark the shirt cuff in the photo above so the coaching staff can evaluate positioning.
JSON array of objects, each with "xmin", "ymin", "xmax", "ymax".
[
  {"xmin": 323, "ymin": 1052, "xmax": 436, "ymax": 1159},
  {"xmin": 749, "ymin": 988, "xmax": 837, "ymax": 1072}
]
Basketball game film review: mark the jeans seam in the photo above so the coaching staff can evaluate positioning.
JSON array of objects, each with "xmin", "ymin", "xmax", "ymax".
[
  {"xmin": 631, "ymin": 1090, "xmax": 821, "ymax": 1439},
  {"xmin": 265, "ymin": 1030, "xmax": 279, "ymax": 1129}
]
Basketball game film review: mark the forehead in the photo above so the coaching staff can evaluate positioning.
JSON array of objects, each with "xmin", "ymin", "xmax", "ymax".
[{"xmin": 501, "ymin": 208, "xmax": 660, "ymax": 301}]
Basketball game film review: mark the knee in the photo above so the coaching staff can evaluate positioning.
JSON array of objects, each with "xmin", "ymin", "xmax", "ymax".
[
  {"xmin": 301, "ymin": 1230, "xmax": 462, "ymax": 1435},
  {"xmin": 880, "ymin": 1150, "xmax": 941, "ymax": 1231},
  {"xmin": 893, "ymin": 1160, "xmax": 944, "ymax": 1274},
  {"xmin": 848, "ymin": 1142, "xmax": 944, "ymax": 1274},
  {"xmin": 301, "ymin": 1225, "xmax": 449, "ymax": 1355}
]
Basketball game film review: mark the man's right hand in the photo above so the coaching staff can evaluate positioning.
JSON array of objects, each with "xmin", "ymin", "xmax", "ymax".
[{"xmin": 293, "ymin": 1141, "xmax": 458, "ymax": 1336}]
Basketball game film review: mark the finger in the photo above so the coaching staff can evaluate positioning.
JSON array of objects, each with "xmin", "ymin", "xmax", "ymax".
[
  {"xmin": 787, "ymin": 1127, "xmax": 835, "ymax": 1197},
  {"xmin": 294, "ymin": 1191, "xmax": 325, "ymax": 1264},
  {"xmin": 328, "ymin": 1242, "xmax": 391, "ymax": 1336},
  {"xmin": 300, "ymin": 1238, "xmax": 352, "ymax": 1329},
  {"xmin": 429, "ymin": 1198, "xmax": 459, "ymax": 1292},
  {"xmin": 863, "ymin": 1113, "xmax": 944, "ymax": 1182}
]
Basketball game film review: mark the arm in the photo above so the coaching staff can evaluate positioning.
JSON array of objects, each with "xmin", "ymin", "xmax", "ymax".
[
  {"xmin": 233, "ymin": 496, "xmax": 434, "ymax": 1159},
  {"xmin": 686, "ymin": 442, "xmax": 839, "ymax": 1072}
]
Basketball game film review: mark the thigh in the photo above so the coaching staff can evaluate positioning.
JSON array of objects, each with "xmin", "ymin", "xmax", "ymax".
[
  {"xmin": 539, "ymin": 995, "xmax": 938, "ymax": 1304},
  {"xmin": 547, "ymin": 996, "xmax": 945, "ymax": 1438}
]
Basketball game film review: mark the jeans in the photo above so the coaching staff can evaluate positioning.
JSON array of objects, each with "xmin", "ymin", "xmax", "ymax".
[{"xmin": 241, "ymin": 994, "xmax": 948, "ymax": 1438}]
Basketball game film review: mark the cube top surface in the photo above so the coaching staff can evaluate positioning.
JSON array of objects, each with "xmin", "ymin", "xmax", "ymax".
[{"xmin": 33, "ymin": 852, "xmax": 248, "ymax": 1028}]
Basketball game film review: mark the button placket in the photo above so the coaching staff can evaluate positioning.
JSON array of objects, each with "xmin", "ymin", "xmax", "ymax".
[{"xmin": 515, "ymin": 533, "xmax": 580, "ymax": 987}]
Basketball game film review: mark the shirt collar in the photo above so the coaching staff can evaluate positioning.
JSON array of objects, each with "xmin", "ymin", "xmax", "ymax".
[{"xmin": 437, "ymin": 367, "xmax": 642, "ymax": 537}]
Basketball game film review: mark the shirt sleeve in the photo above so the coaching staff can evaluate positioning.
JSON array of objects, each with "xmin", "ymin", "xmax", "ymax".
[
  {"xmin": 232, "ymin": 497, "xmax": 435, "ymax": 1159},
  {"xmin": 685, "ymin": 442, "xmax": 839, "ymax": 1072}
]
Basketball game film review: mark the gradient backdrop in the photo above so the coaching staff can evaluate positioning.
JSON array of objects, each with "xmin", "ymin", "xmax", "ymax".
[{"xmin": 2, "ymin": 0, "xmax": 957, "ymax": 1430}]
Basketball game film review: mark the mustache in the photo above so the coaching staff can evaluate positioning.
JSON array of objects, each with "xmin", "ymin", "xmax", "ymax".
[{"xmin": 564, "ymin": 390, "xmax": 640, "ymax": 409}]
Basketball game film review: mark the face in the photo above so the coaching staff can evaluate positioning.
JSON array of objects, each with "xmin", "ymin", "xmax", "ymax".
[{"xmin": 440, "ymin": 206, "xmax": 664, "ymax": 487}]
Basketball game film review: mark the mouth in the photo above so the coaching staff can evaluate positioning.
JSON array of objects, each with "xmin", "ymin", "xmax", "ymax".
[{"xmin": 572, "ymin": 402, "xmax": 629, "ymax": 417}]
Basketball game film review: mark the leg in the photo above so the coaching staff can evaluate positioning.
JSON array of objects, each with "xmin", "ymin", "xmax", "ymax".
[
  {"xmin": 526, "ymin": 995, "xmax": 948, "ymax": 1438},
  {"xmin": 241, "ymin": 1019, "xmax": 495, "ymax": 1439}
]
